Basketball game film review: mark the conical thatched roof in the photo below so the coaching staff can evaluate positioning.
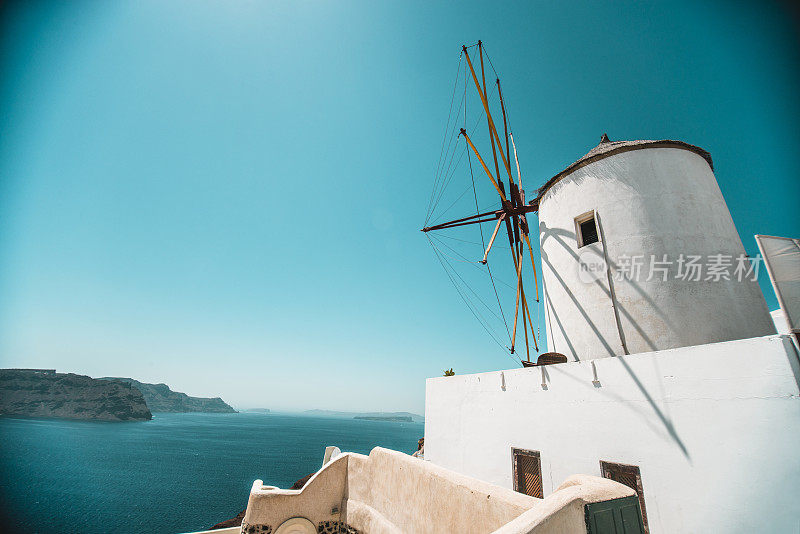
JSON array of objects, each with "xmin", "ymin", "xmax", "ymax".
[{"xmin": 533, "ymin": 134, "xmax": 713, "ymax": 206}]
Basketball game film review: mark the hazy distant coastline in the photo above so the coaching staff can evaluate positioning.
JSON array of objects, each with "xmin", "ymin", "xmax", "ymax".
[
  {"xmin": 304, "ymin": 409, "xmax": 423, "ymax": 423},
  {"xmin": 354, "ymin": 415, "xmax": 412, "ymax": 422}
]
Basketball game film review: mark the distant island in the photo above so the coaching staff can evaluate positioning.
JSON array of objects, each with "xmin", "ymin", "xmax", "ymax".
[
  {"xmin": 305, "ymin": 409, "xmax": 423, "ymax": 423},
  {"xmin": 241, "ymin": 408, "xmax": 271, "ymax": 413},
  {"xmin": 99, "ymin": 377, "xmax": 236, "ymax": 413},
  {"xmin": 354, "ymin": 415, "xmax": 412, "ymax": 422},
  {"xmin": 0, "ymin": 369, "xmax": 152, "ymax": 422}
]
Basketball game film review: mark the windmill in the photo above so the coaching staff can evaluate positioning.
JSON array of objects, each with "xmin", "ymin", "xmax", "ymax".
[{"xmin": 422, "ymin": 41, "xmax": 543, "ymax": 366}]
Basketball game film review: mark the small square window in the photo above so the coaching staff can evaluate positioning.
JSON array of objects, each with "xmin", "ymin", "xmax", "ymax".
[
  {"xmin": 512, "ymin": 448, "xmax": 543, "ymax": 498},
  {"xmin": 575, "ymin": 212, "xmax": 599, "ymax": 247}
]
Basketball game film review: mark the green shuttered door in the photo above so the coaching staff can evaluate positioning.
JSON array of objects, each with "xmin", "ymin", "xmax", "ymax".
[{"xmin": 585, "ymin": 496, "xmax": 645, "ymax": 534}]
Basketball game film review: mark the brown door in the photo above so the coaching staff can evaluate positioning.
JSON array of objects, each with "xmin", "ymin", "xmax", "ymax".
[{"xmin": 512, "ymin": 448, "xmax": 543, "ymax": 498}]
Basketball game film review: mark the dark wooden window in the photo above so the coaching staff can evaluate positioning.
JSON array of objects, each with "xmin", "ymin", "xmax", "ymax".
[
  {"xmin": 578, "ymin": 216, "xmax": 599, "ymax": 247},
  {"xmin": 600, "ymin": 461, "xmax": 649, "ymax": 533},
  {"xmin": 512, "ymin": 448, "xmax": 543, "ymax": 498}
]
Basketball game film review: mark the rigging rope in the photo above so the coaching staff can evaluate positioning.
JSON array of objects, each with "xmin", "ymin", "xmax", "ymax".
[
  {"xmin": 426, "ymin": 53, "xmax": 464, "ymax": 226},
  {"xmin": 433, "ymin": 233, "xmax": 510, "ymax": 250},
  {"xmin": 429, "ymin": 234, "xmax": 484, "ymax": 266},
  {"xmin": 481, "ymin": 44, "xmax": 500, "ymax": 84},
  {"xmin": 430, "ymin": 89, "xmax": 467, "ymax": 216},
  {"xmin": 427, "ymin": 100, "xmax": 492, "ymax": 222},
  {"xmin": 427, "ymin": 236, "xmax": 519, "ymax": 365},
  {"xmin": 427, "ymin": 234, "xmax": 517, "ymax": 290},
  {"xmin": 429, "ymin": 182, "xmax": 474, "ymax": 226},
  {"xmin": 427, "ymin": 89, "xmax": 496, "ymax": 224},
  {"xmin": 430, "ymin": 235, "xmax": 512, "ymax": 325},
  {"xmin": 466, "ymin": 143, "xmax": 512, "ymax": 344},
  {"xmin": 429, "ymin": 239, "xmax": 503, "ymax": 322}
]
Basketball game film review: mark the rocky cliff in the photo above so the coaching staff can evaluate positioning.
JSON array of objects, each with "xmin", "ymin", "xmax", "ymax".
[
  {"xmin": 100, "ymin": 377, "xmax": 236, "ymax": 413},
  {"xmin": 0, "ymin": 369, "xmax": 152, "ymax": 421}
]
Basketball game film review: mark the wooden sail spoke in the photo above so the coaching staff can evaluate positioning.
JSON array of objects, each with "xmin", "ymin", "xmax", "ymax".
[
  {"xmin": 521, "ymin": 286, "xmax": 539, "ymax": 352},
  {"xmin": 479, "ymin": 43, "xmax": 504, "ymax": 212},
  {"xmin": 498, "ymin": 80, "xmax": 511, "ymax": 166},
  {"xmin": 497, "ymin": 77, "xmax": 515, "ymax": 210},
  {"xmin": 421, "ymin": 208, "xmax": 503, "ymax": 233},
  {"xmin": 425, "ymin": 216, "xmax": 500, "ymax": 232},
  {"xmin": 461, "ymin": 129, "xmax": 507, "ymax": 202},
  {"xmin": 521, "ymin": 284, "xmax": 531, "ymax": 362},
  {"xmin": 481, "ymin": 214, "xmax": 507, "ymax": 264},
  {"xmin": 523, "ymin": 231, "xmax": 540, "ymax": 302},
  {"xmin": 516, "ymin": 214, "xmax": 540, "ymax": 356},
  {"xmin": 510, "ymin": 237, "xmax": 525, "ymax": 353},
  {"xmin": 510, "ymin": 132, "xmax": 523, "ymax": 190},
  {"xmin": 462, "ymin": 44, "xmax": 516, "ymax": 188}
]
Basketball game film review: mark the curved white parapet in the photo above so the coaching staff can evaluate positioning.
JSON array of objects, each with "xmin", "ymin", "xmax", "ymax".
[
  {"xmin": 239, "ymin": 446, "xmax": 637, "ymax": 534},
  {"xmin": 242, "ymin": 453, "xmax": 349, "ymax": 534}
]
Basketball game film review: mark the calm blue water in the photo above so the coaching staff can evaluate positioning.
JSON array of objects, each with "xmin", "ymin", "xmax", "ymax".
[{"xmin": 0, "ymin": 413, "xmax": 423, "ymax": 533}]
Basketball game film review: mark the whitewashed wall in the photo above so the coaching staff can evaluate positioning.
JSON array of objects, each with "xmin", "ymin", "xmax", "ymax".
[
  {"xmin": 425, "ymin": 335, "xmax": 800, "ymax": 533},
  {"xmin": 538, "ymin": 147, "xmax": 775, "ymax": 360},
  {"xmin": 772, "ymin": 309, "xmax": 791, "ymax": 335}
]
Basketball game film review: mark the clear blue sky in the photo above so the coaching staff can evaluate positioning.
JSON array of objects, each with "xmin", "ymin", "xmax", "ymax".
[{"xmin": 1, "ymin": 1, "xmax": 798, "ymax": 414}]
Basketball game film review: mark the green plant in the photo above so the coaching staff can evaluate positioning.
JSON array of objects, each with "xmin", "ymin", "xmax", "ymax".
[{"xmin": 443, "ymin": 368, "xmax": 455, "ymax": 376}]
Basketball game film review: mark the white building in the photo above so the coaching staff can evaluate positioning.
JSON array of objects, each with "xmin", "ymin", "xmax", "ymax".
[
  {"xmin": 537, "ymin": 135, "xmax": 775, "ymax": 360},
  {"xmin": 425, "ymin": 136, "xmax": 800, "ymax": 533},
  {"xmin": 220, "ymin": 136, "xmax": 797, "ymax": 534}
]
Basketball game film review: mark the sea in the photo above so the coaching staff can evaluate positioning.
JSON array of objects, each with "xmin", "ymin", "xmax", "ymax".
[{"xmin": 0, "ymin": 412, "xmax": 424, "ymax": 533}]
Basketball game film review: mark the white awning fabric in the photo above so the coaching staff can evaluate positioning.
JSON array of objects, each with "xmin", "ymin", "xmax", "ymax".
[{"xmin": 756, "ymin": 235, "xmax": 800, "ymax": 334}]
